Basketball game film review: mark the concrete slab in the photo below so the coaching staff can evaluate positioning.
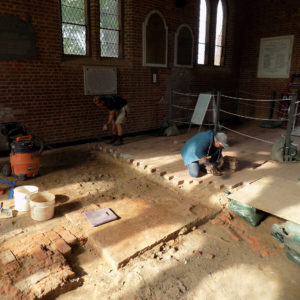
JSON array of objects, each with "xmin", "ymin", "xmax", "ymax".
[{"xmin": 66, "ymin": 197, "xmax": 217, "ymax": 269}]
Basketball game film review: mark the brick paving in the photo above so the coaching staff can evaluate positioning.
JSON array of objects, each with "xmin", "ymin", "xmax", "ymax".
[{"xmin": 0, "ymin": 226, "xmax": 87, "ymax": 300}]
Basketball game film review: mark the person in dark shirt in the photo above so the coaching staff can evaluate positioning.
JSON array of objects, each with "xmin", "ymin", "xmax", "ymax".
[{"xmin": 94, "ymin": 95, "xmax": 129, "ymax": 145}]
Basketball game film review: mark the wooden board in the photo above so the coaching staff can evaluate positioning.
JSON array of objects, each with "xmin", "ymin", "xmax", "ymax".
[{"xmin": 229, "ymin": 175, "xmax": 300, "ymax": 224}]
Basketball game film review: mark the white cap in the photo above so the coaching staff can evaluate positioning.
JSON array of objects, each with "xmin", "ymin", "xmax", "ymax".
[{"xmin": 215, "ymin": 132, "xmax": 229, "ymax": 149}]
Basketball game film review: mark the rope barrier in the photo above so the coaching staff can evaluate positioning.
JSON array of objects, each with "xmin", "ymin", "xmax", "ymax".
[
  {"xmin": 172, "ymin": 104, "xmax": 214, "ymax": 112},
  {"xmin": 221, "ymin": 94, "xmax": 288, "ymax": 102},
  {"xmin": 171, "ymin": 104, "xmax": 194, "ymax": 111},
  {"xmin": 172, "ymin": 119, "xmax": 216, "ymax": 129},
  {"xmin": 222, "ymin": 125, "xmax": 275, "ymax": 145},
  {"xmin": 172, "ymin": 90, "xmax": 199, "ymax": 97},
  {"xmin": 220, "ymin": 109, "xmax": 289, "ymax": 121}
]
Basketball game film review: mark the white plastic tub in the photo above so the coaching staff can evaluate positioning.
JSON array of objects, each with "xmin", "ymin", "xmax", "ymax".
[
  {"xmin": 14, "ymin": 185, "xmax": 39, "ymax": 212},
  {"xmin": 29, "ymin": 191, "xmax": 55, "ymax": 221}
]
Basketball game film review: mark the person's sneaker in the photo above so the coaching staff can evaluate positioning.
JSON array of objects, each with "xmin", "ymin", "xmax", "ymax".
[
  {"xmin": 113, "ymin": 136, "xmax": 123, "ymax": 146},
  {"xmin": 106, "ymin": 135, "xmax": 118, "ymax": 144}
]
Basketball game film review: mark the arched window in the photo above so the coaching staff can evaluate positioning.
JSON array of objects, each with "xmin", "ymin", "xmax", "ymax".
[
  {"xmin": 214, "ymin": 0, "xmax": 227, "ymax": 66},
  {"xmin": 197, "ymin": 0, "xmax": 209, "ymax": 65},
  {"xmin": 174, "ymin": 24, "xmax": 194, "ymax": 68},
  {"xmin": 143, "ymin": 10, "xmax": 168, "ymax": 67}
]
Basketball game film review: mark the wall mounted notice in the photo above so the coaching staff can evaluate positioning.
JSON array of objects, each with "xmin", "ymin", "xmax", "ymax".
[
  {"xmin": 83, "ymin": 66, "xmax": 117, "ymax": 95},
  {"xmin": 257, "ymin": 35, "xmax": 294, "ymax": 78}
]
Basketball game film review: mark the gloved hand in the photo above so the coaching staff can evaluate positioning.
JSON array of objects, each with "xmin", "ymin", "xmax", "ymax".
[
  {"xmin": 102, "ymin": 124, "xmax": 108, "ymax": 131},
  {"xmin": 205, "ymin": 163, "xmax": 222, "ymax": 176},
  {"xmin": 217, "ymin": 157, "xmax": 224, "ymax": 169}
]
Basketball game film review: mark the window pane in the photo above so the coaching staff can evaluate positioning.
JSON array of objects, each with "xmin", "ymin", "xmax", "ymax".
[
  {"xmin": 198, "ymin": 0, "xmax": 207, "ymax": 64},
  {"xmin": 100, "ymin": 29, "xmax": 119, "ymax": 57},
  {"xmin": 100, "ymin": 15, "xmax": 119, "ymax": 30},
  {"xmin": 177, "ymin": 26, "xmax": 193, "ymax": 66},
  {"xmin": 62, "ymin": 24, "xmax": 86, "ymax": 55},
  {"xmin": 100, "ymin": 0, "xmax": 118, "ymax": 14},
  {"xmin": 197, "ymin": 43, "xmax": 205, "ymax": 64},
  {"xmin": 99, "ymin": 0, "xmax": 120, "ymax": 57},
  {"xmin": 61, "ymin": 0, "xmax": 86, "ymax": 55},
  {"xmin": 198, "ymin": 0, "xmax": 207, "ymax": 43},
  {"xmin": 214, "ymin": 0, "xmax": 224, "ymax": 65},
  {"xmin": 61, "ymin": 0, "xmax": 85, "ymax": 25},
  {"xmin": 146, "ymin": 13, "xmax": 166, "ymax": 65},
  {"xmin": 214, "ymin": 45, "xmax": 222, "ymax": 66}
]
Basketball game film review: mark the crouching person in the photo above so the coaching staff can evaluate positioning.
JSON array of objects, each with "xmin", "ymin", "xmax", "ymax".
[
  {"xmin": 94, "ymin": 95, "xmax": 129, "ymax": 146},
  {"xmin": 181, "ymin": 130, "xmax": 229, "ymax": 177}
]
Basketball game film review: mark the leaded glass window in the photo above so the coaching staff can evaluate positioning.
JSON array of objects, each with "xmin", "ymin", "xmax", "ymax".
[
  {"xmin": 61, "ymin": 0, "xmax": 87, "ymax": 55},
  {"xmin": 99, "ymin": 0, "xmax": 120, "ymax": 58},
  {"xmin": 214, "ymin": 0, "xmax": 226, "ymax": 66},
  {"xmin": 198, "ymin": 0, "xmax": 209, "ymax": 65}
]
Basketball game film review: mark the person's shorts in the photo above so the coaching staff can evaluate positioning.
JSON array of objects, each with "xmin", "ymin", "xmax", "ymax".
[{"xmin": 115, "ymin": 105, "xmax": 129, "ymax": 124}]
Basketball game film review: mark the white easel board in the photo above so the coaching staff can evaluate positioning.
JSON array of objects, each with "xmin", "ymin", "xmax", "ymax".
[{"xmin": 191, "ymin": 94, "xmax": 213, "ymax": 125}]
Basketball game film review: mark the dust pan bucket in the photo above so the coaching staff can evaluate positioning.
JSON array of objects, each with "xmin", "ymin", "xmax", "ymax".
[
  {"xmin": 14, "ymin": 185, "xmax": 39, "ymax": 212},
  {"xmin": 29, "ymin": 191, "xmax": 55, "ymax": 221}
]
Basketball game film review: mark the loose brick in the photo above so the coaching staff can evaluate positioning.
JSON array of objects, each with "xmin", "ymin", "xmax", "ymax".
[
  {"xmin": 53, "ymin": 239, "xmax": 72, "ymax": 257},
  {"xmin": 126, "ymin": 158, "xmax": 134, "ymax": 164},
  {"xmin": 0, "ymin": 250, "xmax": 16, "ymax": 265},
  {"xmin": 67, "ymin": 226, "xmax": 87, "ymax": 245},
  {"xmin": 173, "ymin": 178, "xmax": 184, "ymax": 185},
  {"xmin": 163, "ymin": 174, "xmax": 174, "ymax": 180},
  {"xmin": 54, "ymin": 228, "xmax": 77, "ymax": 246},
  {"xmin": 44, "ymin": 230, "xmax": 60, "ymax": 242}
]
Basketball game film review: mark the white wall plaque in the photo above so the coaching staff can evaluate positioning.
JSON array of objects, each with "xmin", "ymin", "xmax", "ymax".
[
  {"xmin": 257, "ymin": 35, "xmax": 294, "ymax": 78},
  {"xmin": 83, "ymin": 66, "xmax": 117, "ymax": 95}
]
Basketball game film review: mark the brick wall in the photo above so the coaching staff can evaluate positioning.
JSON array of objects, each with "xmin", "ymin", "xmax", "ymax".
[
  {"xmin": 238, "ymin": 0, "xmax": 300, "ymax": 118},
  {"xmin": 0, "ymin": 0, "xmax": 240, "ymax": 144}
]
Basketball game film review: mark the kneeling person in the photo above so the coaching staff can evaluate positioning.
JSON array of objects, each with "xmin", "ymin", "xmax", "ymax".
[{"xmin": 181, "ymin": 130, "xmax": 229, "ymax": 177}]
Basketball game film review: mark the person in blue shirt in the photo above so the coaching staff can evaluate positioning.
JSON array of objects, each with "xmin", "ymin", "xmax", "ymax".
[{"xmin": 181, "ymin": 130, "xmax": 229, "ymax": 177}]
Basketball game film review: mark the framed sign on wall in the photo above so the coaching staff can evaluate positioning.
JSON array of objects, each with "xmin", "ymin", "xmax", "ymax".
[{"xmin": 257, "ymin": 35, "xmax": 294, "ymax": 78}]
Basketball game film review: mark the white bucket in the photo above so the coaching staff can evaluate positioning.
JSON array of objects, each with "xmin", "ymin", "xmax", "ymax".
[
  {"xmin": 14, "ymin": 185, "xmax": 39, "ymax": 212},
  {"xmin": 29, "ymin": 191, "xmax": 55, "ymax": 221}
]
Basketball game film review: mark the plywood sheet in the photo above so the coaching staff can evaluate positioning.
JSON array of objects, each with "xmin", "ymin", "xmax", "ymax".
[{"xmin": 229, "ymin": 175, "xmax": 300, "ymax": 224}]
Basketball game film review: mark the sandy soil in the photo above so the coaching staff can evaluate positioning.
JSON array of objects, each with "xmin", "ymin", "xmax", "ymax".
[{"xmin": 1, "ymin": 144, "xmax": 300, "ymax": 300}]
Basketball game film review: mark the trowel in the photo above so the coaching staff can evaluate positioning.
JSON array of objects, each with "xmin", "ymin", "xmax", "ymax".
[{"xmin": 0, "ymin": 202, "xmax": 13, "ymax": 217}]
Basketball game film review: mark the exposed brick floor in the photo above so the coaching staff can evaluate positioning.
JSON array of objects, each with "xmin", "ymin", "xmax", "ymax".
[{"xmin": 0, "ymin": 226, "xmax": 87, "ymax": 300}]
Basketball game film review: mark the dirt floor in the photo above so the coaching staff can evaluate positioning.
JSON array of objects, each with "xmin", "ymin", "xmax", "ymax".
[{"xmin": 1, "ymin": 131, "xmax": 300, "ymax": 299}]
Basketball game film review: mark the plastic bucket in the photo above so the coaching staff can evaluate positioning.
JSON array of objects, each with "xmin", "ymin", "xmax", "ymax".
[
  {"xmin": 14, "ymin": 185, "xmax": 39, "ymax": 212},
  {"xmin": 29, "ymin": 191, "xmax": 55, "ymax": 221}
]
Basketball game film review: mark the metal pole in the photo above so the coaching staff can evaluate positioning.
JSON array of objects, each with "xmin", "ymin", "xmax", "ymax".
[
  {"xmin": 214, "ymin": 90, "xmax": 221, "ymax": 133},
  {"xmin": 269, "ymin": 90, "xmax": 276, "ymax": 119},
  {"xmin": 284, "ymin": 95, "xmax": 296, "ymax": 162}
]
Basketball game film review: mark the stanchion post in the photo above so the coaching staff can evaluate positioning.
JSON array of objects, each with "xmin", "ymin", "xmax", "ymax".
[
  {"xmin": 169, "ymin": 89, "xmax": 173, "ymax": 124},
  {"xmin": 284, "ymin": 95, "xmax": 296, "ymax": 162},
  {"xmin": 269, "ymin": 90, "xmax": 276, "ymax": 119},
  {"xmin": 214, "ymin": 90, "xmax": 221, "ymax": 133}
]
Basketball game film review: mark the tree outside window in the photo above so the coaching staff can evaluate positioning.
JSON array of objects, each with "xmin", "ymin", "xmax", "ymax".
[
  {"xmin": 99, "ymin": 0, "xmax": 121, "ymax": 58},
  {"xmin": 61, "ymin": 0, "xmax": 87, "ymax": 56}
]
